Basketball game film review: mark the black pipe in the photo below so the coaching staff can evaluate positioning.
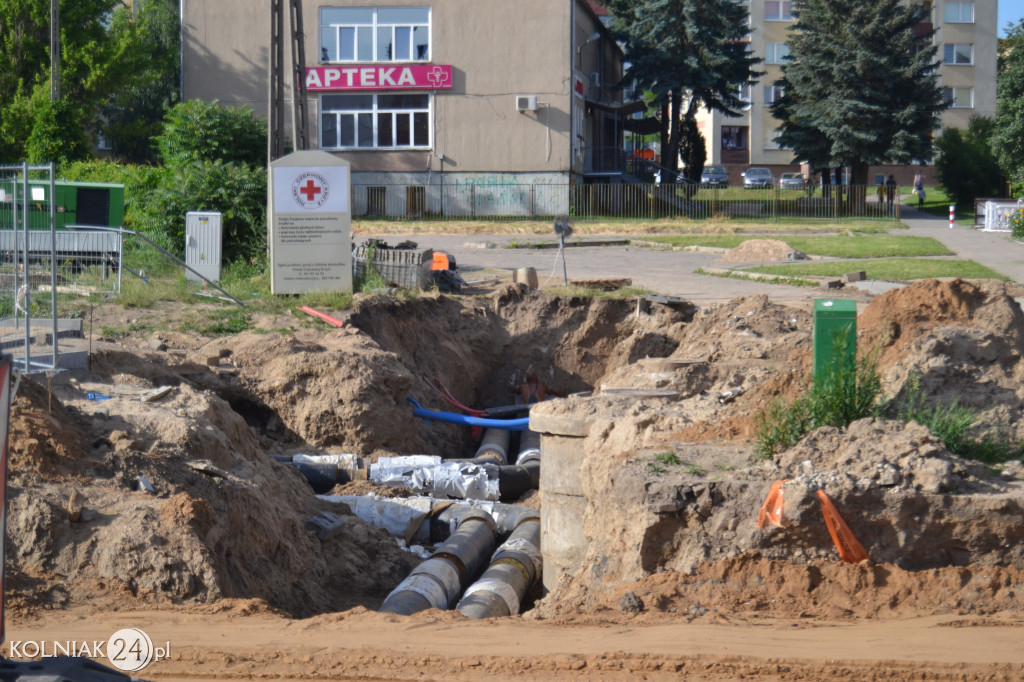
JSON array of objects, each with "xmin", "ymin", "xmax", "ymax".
[
  {"xmin": 457, "ymin": 513, "xmax": 541, "ymax": 618},
  {"xmin": 379, "ymin": 507, "xmax": 497, "ymax": 615}
]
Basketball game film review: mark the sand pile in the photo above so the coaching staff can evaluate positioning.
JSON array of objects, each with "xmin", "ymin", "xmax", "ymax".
[{"xmin": 721, "ymin": 239, "xmax": 796, "ymax": 263}]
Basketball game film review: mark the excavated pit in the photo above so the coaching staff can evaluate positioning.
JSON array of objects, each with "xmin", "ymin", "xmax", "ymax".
[{"xmin": 4, "ymin": 281, "xmax": 1024, "ymax": 623}]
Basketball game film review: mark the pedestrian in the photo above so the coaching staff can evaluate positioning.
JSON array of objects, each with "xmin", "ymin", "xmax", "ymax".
[
  {"xmin": 913, "ymin": 171, "xmax": 925, "ymax": 207},
  {"xmin": 885, "ymin": 174, "xmax": 897, "ymax": 210}
]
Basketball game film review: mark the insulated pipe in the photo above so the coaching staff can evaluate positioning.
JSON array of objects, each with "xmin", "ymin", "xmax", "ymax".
[
  {"xmin": 517, "ymin": 429, "xmax": 541, "ymax": 465},
  {"xmin": 475, "ymin": 428, "xmax": 511, "ymax": 466},
  {"xmin": 457, "ymin": 512, "xmax": 542, "ymax": 619},
  {"xmin": 379, "ymin": 508, "xmax": 497, "ymax": 615}
]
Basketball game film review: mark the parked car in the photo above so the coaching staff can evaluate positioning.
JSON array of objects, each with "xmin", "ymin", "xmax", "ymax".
[
  {"xmin": 742, "ymin": 167, "xmax": 775, "ymax": 189},
  {"xmin": 779, "ymin": 172, "xmax": 806, "ymax": 189},
  {"xmin": 700, "ymin": 164, "xmax": 729, "ymax": 188}
]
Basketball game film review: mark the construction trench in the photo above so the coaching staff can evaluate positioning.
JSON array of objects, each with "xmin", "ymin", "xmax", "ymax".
[{"xmin": 3, "ymin": 279, "xmax": 1024, "ymax": 627}]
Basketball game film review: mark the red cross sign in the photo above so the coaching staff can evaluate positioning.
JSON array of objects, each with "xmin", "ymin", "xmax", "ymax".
[{"xmin": 299, "ymin": 179, "xmax": 322, "ymax": 202}]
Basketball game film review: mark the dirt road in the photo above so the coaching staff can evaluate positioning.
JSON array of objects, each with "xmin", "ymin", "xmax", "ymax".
[{"xmin": 9, "ymin": 607, "xmax": 1024, "ymax": 681}]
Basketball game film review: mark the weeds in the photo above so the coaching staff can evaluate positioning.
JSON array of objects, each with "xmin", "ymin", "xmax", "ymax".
[
  {"xmin": 755, "ymin": 335, "xmax": 883, "ymax": 460},
  {"xmin": 654, "ymin": 451, "xmax": 681, "ymax": 466},
  {"xmin": 888, "ymin": 374, "xmax": 1023, "ymax": 464}
]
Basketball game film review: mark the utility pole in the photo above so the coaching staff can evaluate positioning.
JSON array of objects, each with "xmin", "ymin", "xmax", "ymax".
[
  {"xmin": 268, "ymin": 0, "xmax": 308, "ymax": 164},
  {"xmin": 50, "ymin": 0, "xmax": 60, "ymax": 100}
]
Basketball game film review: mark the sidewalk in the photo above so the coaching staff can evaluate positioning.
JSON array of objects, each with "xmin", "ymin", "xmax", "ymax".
[{"xmin": 900, "ymin": 205, "xmax": 1024, "ymax": 284}]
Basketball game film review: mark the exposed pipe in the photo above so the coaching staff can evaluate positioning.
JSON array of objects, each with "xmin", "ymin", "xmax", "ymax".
[
  {"xmin": 517, "ymin": 429, "xmax": 541, "ymax": 465},
  {"xmin": 475, "ymin": 428, "xmax": 510, "ymax": 466},
  {"xmin": 408, "ymin": 398, "xmax": 530, "ymax": 431},
  {"xmin": 379, "ymin": 507, "xmax": 497, "ymax": 615},
  {"xmin": 457, "ymin": 509, "xmax": 541, "ymax": 618}
]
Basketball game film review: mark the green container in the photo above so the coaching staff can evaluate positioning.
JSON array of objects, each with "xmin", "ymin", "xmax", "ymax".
[
  {"xmin": 0, "ymin": 180, "xmax": 125, "ymax": 231},
  {"xmin": 813, "ymin": 299, "xmax": 857, "ymax": 387}
]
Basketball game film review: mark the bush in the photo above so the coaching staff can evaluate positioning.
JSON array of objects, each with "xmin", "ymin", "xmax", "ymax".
[
  {"xmin": 155, "ymin": 100, "xmax": 267, "ymax": 168},
  {"xmin": 755, "ymin": 337, "xmax": 883, "ymax": 459},
  {"xmin": 1010, "ymin": 207, "xmax": 1024, "ymax": 239},
  {"xmin": 25, "ymin": 98, "xmax": 92, "ymax": 166}
]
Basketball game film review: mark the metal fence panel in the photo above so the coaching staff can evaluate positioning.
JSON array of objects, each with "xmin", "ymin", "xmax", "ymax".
[{"xmin": 350, "ymin": 182, "xmax": 901, "ymax": 222}]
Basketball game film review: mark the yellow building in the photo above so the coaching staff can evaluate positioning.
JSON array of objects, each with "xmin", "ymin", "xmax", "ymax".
[{"xmin": 695, "ymin": 0, "xmax": 997, "ymax": 185}]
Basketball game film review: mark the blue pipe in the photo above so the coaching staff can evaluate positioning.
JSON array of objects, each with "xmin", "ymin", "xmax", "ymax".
[{"xmin": 407, "ymin": 398, "xmax": 530, "ymax": 431}]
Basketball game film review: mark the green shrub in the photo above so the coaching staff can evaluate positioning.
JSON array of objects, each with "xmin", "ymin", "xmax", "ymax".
[
  {"xmin": 26, "ymin": 98, "xmax": 92, "ymax": 165},
  {"xmin": 755, "ymin": 337, "xmax": 883, "ymax": 460},
  {"xmin": 155, "ymin": 100, "xmax": 267, "ymax": 168},
  {"xmin": 1010, "ymin": 207, "xmax": 1024, "ymax": 239}
]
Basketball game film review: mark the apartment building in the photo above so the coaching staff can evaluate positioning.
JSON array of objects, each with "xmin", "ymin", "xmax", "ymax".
[
  {"xmin": 181, "ymin": 0, "xmax": 630, "ymax": 214},
  {"xmin": 696, "ymin": 0, "xmax": 998, "ymax": 183}
]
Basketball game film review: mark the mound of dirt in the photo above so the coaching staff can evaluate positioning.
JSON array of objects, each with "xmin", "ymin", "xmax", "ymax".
[
  {"xmin": 599, "ymin": 553, "xmax": 1024, "ymax": 621},
  {"xmin": 5, "ymin": 367, "xmax": 418, "ymax": 617},
  {"xmin": 721, "ymin": 239, "xmax": 795, "ymax": 263}
]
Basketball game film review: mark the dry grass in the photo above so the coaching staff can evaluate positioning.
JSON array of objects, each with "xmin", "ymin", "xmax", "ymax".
[{"xmin": 352, "ymin": 218, "xmax": 894, "ymax": 236}]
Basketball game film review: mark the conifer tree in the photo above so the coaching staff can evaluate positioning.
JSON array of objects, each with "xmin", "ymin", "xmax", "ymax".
[
  {"xmin": 606, "ymin": 0, "xmax": 759, "ymax": 180},
  {"xmin": 993, "ymin": 20, "xmax": 1024, "ymax": 191},
  {"xmin": 771, "ymin": 0, "xmax": 944, "ymax": 192}
]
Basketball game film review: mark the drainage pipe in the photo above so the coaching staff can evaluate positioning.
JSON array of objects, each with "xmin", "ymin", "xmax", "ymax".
[
  {"xmin": 474, "ymin": 428, "xmax": 510, "ymax": 466},
  {"xmin": 457, "ymin": 508, "xmax": 541, "ymax": 618},
  {"xmin": 379, "ymin": 507, "xmax": 497, "ymax": 615}
]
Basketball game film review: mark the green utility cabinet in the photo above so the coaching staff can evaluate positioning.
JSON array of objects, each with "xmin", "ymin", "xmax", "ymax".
[{"xmin": 813, "ymin": 299, "xmax": 858, "ymax": 387}]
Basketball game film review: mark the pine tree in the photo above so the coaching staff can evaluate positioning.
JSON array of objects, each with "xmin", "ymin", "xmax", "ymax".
[
  {"xmin": 771, "ymin": 0, "xmax": 944, "ymax": 190},
  {"xmin": 993, "ymin": 21, "xmax": 1024, "ymax": 191},
  {"xmin": 606, "ymin": 0, "xmax": 759, "ymax": 181}
]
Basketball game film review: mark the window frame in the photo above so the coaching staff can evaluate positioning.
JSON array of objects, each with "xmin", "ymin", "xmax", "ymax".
[
  {"xmin": 943, "ymin": 43, "xmax": 973, "ymax": 65},
  {"xmin": 320, "ymin": 93, "xmax": 433, "ymax": 150},
  {"xmin": 764, "ymin": 43, "xmax": 790, "ymax": 64},
  {"xmin": 943, "ymin": 86, "xmax": 973, "ymax": 109},
  {"xmin": 944, "ymin": 1, "xmax": 974, "ymax": 23},
  {"xmin": 320, "ymin": 7, "xmax": 431, "ymax": 64},
  {"xmin": 764, "ymin": 85, "xmax": 784, "ymax": 105},
  {"xmin": 765, "ymin": 0, "xmax": 793, "ymax": 21}
]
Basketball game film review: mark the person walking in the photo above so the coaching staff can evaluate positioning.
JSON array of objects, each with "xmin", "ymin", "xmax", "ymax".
[
  {"xmin": 913, "ymin": 171, "xmax": 925, "ymax": 207},
  {"xmin": 885, "ymin": 174, "xmax": 898, "ymax": 213}
]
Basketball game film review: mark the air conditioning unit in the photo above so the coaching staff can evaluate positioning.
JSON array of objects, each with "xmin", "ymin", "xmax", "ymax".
[
  {"xmin": 516, "ymin": 95, "xmax": 539, "ymax": 112},
  {"xmin": 588, "ymin": 72, "xmax": 601, "ymax": 87}
]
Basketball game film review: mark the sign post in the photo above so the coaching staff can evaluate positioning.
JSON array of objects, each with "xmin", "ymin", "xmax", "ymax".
[{"xmin": 269, "ymin": 150, "xmax": 352, "ymax": 295}]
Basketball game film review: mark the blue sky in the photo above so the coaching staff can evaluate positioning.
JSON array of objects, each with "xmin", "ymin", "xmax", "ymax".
[{"xmin": 1003, "ymin": 0, "xmax": 1024, "ymax": 36}]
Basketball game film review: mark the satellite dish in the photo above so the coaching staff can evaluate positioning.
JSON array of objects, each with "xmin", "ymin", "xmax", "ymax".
[{"xmin": 553, "ymin": 216, "xmax": 574, "ymax": 239}]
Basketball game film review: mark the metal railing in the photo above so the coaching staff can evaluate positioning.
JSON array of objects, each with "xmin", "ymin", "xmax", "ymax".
[{"xmin": 351, "ymin": 181, "xmax": 902, "ymax": 222}]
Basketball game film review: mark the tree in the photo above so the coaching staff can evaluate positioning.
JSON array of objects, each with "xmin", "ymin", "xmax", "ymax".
[
  {"xmin": 771, "ymin": 0, "xmax": 944, "ymax": 192},
  {"xmin": 155, "ymin": 100, "xmax": 268, "ymax": 168},
  {"xmin": 606, "ymin": 0, "xmax": 759, "ymax": 181},
  {"xmin": 102, "ymin": 0, "xmax": 181, "ymax": 162},
  {"xmin": 935, "ymin": 117, "xmax": 1007, "ymax": 208},
  {"xmin": 993, "ymin": 20, "xmax": 1024, "ymax": 193},
  {"xmin": 0, "ymin": 0, "xmax": 154, "ymax": 163}
]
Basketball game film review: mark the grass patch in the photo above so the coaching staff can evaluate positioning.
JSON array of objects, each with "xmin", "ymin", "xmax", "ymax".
[
  {"xmin": 655, "ymin": 451, "xmax": 681, "ymax": 466},
  {"xmin": 746, "ymin": 258, "xmax": 1008, "ymax": 281},
  {"xmin": 642, "ymin": 234, "xmax": 951, "ymax": 258},
  {"xmin": 888, "ymin": 375, "xmax": 1023, "ymax": 465},
  {"xmin": 543, "ymin": 284, "xmax": 653, "ymax": 300},
  {"xmin": 695, "ymin": 267, "xmax": 819, "ymax": 288},
  {"xmin": 755, "ymin": 337, "xmax": 883, "ymax": 460}
]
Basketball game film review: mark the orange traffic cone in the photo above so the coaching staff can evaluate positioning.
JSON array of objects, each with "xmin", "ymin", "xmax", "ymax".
[
  {"xmin": 816, "ymin": 490, "xmax": 869, "ymax": 563},
  {"xmin": 757, "ymin": 479, "xmax": 789, "ymax": 528}
]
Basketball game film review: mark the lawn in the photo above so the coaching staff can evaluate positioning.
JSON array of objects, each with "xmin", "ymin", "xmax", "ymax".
[
  {"xmin": 640, "ymin": 234, "xmax": 952, "ymax": 258},
  {"xmin": 902, "ymin": 185, "xmax": 975, "ymax": 224},
  {"xmin": 744, "ymin": 257, "xmax": 1008, "ymax": 281}
]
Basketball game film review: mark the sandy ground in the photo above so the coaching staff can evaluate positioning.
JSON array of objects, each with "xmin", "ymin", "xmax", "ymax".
[{"xmin": 9, "ymin": 607, "xmax": 1024, "ymax": 681}]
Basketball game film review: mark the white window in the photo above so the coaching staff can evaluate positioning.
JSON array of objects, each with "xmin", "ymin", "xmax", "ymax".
[
  {"xmin": 765, "ymin": 1, "xmax": 793, "ymax": 21},
  {"xmin": 764, "ymin": 85, "xmax": 784, "ymax": 104},
  {"xmin": 945, "ymin": 1, "xmax": 974, "ymax": 23},
  {"xmin": 738, "ymin": 83, "xmax": 751, "ymax": 109},
  {"xmin": 764, "ymin": 43, "xmax": 790, "ymax": 64},
  {"xmin": 943, "ymin": 44, "xmax": 973, "ymax": 65},
  {"xmin": 943, "ymin": 86, "xmax": 973, "ymax": 108},
  {"xmin": 320, "ymin": 94, "xmax": 431, "ymax": 149},
  {"xmin": 320, "ymin": 7, "xmax": 430, "ymax": 63}
]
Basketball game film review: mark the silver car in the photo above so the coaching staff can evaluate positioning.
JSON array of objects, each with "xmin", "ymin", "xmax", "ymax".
[
  {"xmin": 779, "ymin": 172, "xmax": 806, "ymax": 189},
  {"xmin": 742, "ymin": 167, "xmax": 775, "ymax": 189}
]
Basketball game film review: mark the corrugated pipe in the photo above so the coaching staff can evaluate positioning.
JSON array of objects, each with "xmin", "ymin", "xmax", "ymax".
[
  {"xmin": 379, "ymin": 507, "xmax": 497, "ymax": 615},
  {"xmin": 457, "ymin": 508, "xmax": 542, "ymax": 619}
]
